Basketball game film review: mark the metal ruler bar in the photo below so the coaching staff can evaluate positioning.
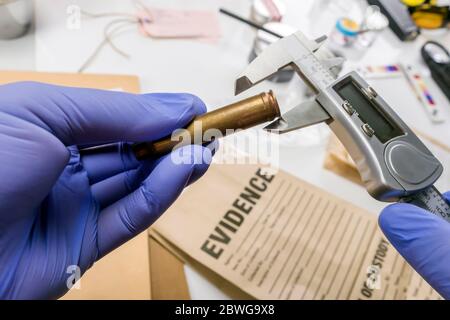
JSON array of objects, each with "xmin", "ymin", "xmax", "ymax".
[{"xmin": 402, "ymin": 186, "xmax": 450, "ymax": 222}]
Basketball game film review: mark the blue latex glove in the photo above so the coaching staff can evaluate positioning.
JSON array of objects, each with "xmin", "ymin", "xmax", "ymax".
[
  {"xmin": 379, "ymin": 191, "xmax": 450, "ymax": 299},
  {"xmin": 0, "ymin": 81, "xmax": 216, "ymax": 299}
]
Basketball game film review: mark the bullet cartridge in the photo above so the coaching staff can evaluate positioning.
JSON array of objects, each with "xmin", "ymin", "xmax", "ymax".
[{"xmin": 132, "ymin": 91, "xmax": 280, "ymax": 160}]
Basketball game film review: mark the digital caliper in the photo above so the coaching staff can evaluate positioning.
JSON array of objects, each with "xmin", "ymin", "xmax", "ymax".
[{"xmin": 235, "ymin": 30, "xmax": 450, "ymax": 221}]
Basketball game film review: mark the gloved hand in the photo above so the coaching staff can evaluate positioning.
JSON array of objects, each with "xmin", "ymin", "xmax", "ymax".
[
  {"xmin": 379, "ymin": 192, "xmax": 450, "ymax": 299},
  {"xmin": 0, "ymin": 82, "xmax": 216, "ymax": 299}
]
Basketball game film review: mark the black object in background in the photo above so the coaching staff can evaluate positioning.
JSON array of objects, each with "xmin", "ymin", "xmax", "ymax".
[
  {"xmin": 422, "ymin": 41, "xmax": 450, "ymax": 101},
  {"xmin": 219, "ymin": 8, "xmax": 283, "ymax": 38},
  {"xmin": 368, "ymin": 0, "xmax": 419, "ymax": 41}
]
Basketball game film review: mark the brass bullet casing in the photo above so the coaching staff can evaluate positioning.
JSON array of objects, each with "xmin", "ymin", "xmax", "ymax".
[{"xmin": 132, "ymin": 91, "xmax": 280, "ymax": 160}]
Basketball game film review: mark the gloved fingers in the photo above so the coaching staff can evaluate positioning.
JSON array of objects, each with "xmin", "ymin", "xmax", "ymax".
[
  {"xmin": 91, "ymin": 162, "xmax": 155, "ymax": 209},
  {"xmin": 443, "ymin": 191, "xmax": 450, "ymax": 202},
  {"xmin": 0, "ymin": 82, "xmax": 206, "ymax": 146},
  {"xmin": 379, "ymin": 202, "xmax": 450, "ymax": 299},
  {"xmin": 187, "ymin": 140, "xmax": 219, "ymax": 185},
  {"xmin": 83, "ymin": 140, "xmax": 218, "ymax": 185},
  {"xmin": 96, "ymin": 145, "xmax": 213, "ymax": 257},
  {"xmin": 81, "ymin": 142, "xmax": 141, "ymax": 184},
  {"xmin": 91, "ymin": 141, "xmax": 218, "ymax": 209}
]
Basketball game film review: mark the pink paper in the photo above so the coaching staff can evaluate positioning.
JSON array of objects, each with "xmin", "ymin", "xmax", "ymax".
[
  {"xmin": 262, "ymin": 0, "xmax": 282, "ymax": 22},
  {"xmin": 138, "ymin": 8, "xmax": 221, "ymax": 43}
]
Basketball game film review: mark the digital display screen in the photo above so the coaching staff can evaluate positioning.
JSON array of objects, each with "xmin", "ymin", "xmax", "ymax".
[{"xmin": 334, "ymin": 78, "xmax": 403, "ymax": 143}]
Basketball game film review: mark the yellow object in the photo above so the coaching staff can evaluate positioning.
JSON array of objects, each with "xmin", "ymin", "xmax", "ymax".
[
  {"xmin": 341, "ymin": 17, "xmax": 359, "ymax": 32},
  {"xmin": 402, "ymin": 0, "xmax": 426, "ymax": 7},
  {"xmin": 412, "ymin": 11, "xmax": 445, "ymax": 28}
]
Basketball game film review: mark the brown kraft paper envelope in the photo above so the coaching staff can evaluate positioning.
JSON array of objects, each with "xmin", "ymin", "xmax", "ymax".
[{"xmin": 152, "ymin": 163, "xmax": 442, "ymax": 300}]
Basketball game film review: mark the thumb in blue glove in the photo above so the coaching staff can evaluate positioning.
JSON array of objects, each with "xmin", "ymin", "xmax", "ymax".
[
  {"xmin": 0, "ymin": 82, "xmax": 216, "ymax": 299},
  {"xmin": 379, "ymin": 191, "xmax": 450, "ymax": 299}
]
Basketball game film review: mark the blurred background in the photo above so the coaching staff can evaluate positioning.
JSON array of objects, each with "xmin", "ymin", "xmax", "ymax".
[{"xmin": 0, "ymin": 0, "xmax": 449, "ymax": 299}]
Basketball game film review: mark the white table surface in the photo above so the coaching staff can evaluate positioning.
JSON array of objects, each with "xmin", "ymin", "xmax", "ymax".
[{"xmin": 1, "ymin": 0, "xmax": 449, "ymax": 300}]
